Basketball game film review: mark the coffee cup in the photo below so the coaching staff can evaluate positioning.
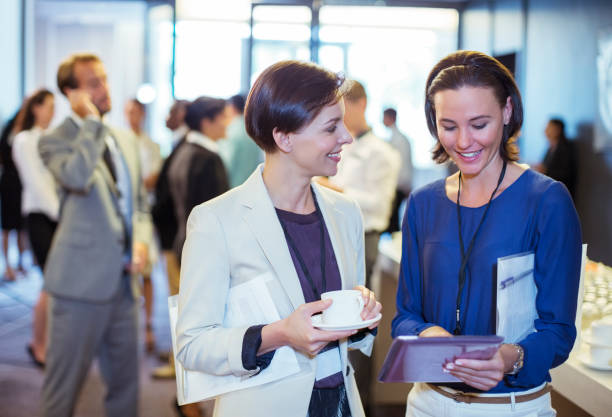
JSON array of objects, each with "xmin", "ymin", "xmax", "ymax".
[
  {"xmin": 590, "ymin": 316, "xmax": 612, "ymax": 346},
  {"xmin": 321, "ymin": 290, "xmax": 365, "ymax": 325}
]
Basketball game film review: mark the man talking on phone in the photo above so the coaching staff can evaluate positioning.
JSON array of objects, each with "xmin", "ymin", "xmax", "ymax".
[{"xmin": 38, "ymin": 53, "xmax": 151, "ymax": 417}]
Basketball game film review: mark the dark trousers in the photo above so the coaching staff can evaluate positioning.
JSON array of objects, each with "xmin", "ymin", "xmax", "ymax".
[
  {"xmin": 385, "ymin": 189, "xmax": 409, "ymax": 234},
  {"xmin": 350, "ymin": 230, "xmax": 381, "ymax": 411},
  {"xmin": 26, "ymin": 212, "xmax": 57, "ymax": 270}
]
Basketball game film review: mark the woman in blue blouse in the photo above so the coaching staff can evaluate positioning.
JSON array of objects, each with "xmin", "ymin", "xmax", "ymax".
[{"xmin": 392, "ymin": 50, "xmax": 582, "ymax": 416}]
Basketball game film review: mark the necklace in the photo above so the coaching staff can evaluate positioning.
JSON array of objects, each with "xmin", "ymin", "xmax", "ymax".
[{"xmin": 453, "ymin": 160, "xmax": 507, "ymax": 335}]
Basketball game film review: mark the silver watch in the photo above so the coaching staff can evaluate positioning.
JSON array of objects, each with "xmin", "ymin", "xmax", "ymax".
[{"xmin": 506, "ymin": 343, "xmax": 524, "ymax": 375}]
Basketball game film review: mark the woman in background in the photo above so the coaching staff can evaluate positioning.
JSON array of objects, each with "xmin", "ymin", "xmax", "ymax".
[
  {"xmin": 0, "ymin": 112, "xmax": 26, "ymax": 281},
  {"xmin": 176, "ymin": 60, "xmax": 381, "ymax": 417},
  {"xmin": 12, "ymin": 88, "xmax": 59, "ymax": 367},
  {"xmin": 392, "ymin": 51, "xmax": 581, "ymax": 416}
]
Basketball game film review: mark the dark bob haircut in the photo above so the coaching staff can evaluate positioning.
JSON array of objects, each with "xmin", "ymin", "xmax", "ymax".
[
  {"xmin": 244, "ymin": 60, "xmax": 345, "ymax": 153},
  {"xmin": 425, "ymin": 50, "xmax": 523, "ymax": 163},
  {"xmin": 184, "ymin": 96, "xmax": 227, "ymax": 132}
]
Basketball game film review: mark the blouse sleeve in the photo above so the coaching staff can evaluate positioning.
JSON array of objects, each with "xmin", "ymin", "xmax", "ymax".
[
  {"xmin": 391, "ymin": 195, "xmax": 435, "ymax": 337},
  {"xmin": 506, "ymin": 182, "xmax": 582, "ymax": 387}
]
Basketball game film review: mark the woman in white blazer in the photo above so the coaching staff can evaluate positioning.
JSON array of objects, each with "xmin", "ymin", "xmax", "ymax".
[{"xmin": 176, "ymin": 61, "xmax": 381, "ymax": 417}]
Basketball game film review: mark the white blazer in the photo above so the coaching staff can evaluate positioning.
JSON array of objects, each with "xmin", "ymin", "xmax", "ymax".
[{"xmin": 176, "ymin": 165, "xmax": 373, "ymax": 417}]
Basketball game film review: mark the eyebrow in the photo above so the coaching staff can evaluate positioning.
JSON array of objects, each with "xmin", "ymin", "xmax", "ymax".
[
  {"xmin": 324, "ymin": 117, "xmax": 342, "ymax": 125},
  {"xmin": 439, "ymin": 115, "xmax": 492, "ymax": 123}
]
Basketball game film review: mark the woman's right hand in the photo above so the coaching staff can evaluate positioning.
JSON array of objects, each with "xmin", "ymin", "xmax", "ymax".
[{"xmin": 261, "ymin": 299, "xmax": 357, "ymax": 357}]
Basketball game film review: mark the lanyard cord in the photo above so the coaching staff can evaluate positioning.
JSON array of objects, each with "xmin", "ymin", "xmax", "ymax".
[
  {"xmin": 278, "ymin": 192, "xmax": 327, "ymax": 299},
  {"xmin": 454, "ymin": 160, "xmax": 507, "ymax": 335}
]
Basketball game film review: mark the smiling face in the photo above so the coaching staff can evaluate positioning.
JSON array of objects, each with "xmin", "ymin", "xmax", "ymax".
[
  {"xmin": 287, "ymin": 99, "xmax": 353, "ymax": 177},
  {"xmin": 434, "ymin": 86, "xmax": 512, "ymax": 179}
]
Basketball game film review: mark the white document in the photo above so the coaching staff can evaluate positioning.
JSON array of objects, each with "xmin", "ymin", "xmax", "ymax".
[
  {"xmin": 169, "ymin": 275, "xmax": 301, "ymax": 405},
  {"xmin": 496, "ymin": 252, "xmax": 538, "ymax": 343}
]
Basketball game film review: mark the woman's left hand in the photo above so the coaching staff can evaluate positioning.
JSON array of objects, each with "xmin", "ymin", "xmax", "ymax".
[
  {"xmin": 354, "ymin": 285, "xmax": 382, "ymax": 329},
  {"xmin": 444, "ymin": 347, "xmax": 510, "ymax": 391}
]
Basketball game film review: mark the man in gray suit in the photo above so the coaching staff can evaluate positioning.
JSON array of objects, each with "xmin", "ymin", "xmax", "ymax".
[{"xmin": 39, "ymin": 53, "xmax": 151, "ymax": 417}]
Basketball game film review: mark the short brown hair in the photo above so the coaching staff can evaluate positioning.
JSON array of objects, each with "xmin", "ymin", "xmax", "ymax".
[
  {"xmin": 425, "ymin": 50, "xmax": 523, "ymax": 163},
  {"xmin": 57, "ymin": 53, "xmax": 102, "ymax": 96},
  {"xmin": 245, "ymin": 60, "xmax": 345, "ymax": 153},
  {"xmin": 344, "ymin": 80, "xmax": 367, "ymax": 102}
]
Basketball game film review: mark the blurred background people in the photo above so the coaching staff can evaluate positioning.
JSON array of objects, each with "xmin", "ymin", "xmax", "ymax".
[
  {"xmin": 151, "ymin": 99, "xmax": 189, "ymax": 381},
  {"xmin": 218, "ymin": 94, "xmax": 263, "ymax": 188},
  {"xmin": 168, "ymin": 97, "xmax": 229, "ymax": 259},
  {"xmin": 38, "ymin": 53, "xmax": 151, "ymax": 417},
  {"xmin": 0, "ymin": 112, "xmax": 27, "ymax": 281},
  {"xmin": 125, "ymin": 97, "xmax": 162, "ymax": 353},
  {"xmin": 383, "ymin": 107, "xmax": 413, "ymax": 234},
  {"xmin": 166, "ymin": 99, "xmax": 189, "ymax": 148},
  {"xmin": 535, "ymin": 118, "xmax": 577, "ymax": 200},
  {"xmin": 12, "ymin": 88, "xmax": 58, "ymax": 368}
]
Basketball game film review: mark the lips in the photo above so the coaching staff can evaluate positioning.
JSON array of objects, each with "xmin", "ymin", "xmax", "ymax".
[
  {"xmin": 457, "ymin": 149, "xmax": 482, "ymax": 161},
  {"xmin": 327, "ymin": 151, "xmax": 341, "ymax": 162}
]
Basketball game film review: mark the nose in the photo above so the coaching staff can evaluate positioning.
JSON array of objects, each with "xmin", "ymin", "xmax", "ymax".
[
  {"xmin": 339, "ymin": 125, "xmax": 353, "ymax": 145},
  {"xmin": 456, "ymin": 127, "xmax": 471, "ymax": 150}
]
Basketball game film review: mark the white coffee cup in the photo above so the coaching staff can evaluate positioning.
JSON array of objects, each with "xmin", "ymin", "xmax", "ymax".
[
  {"xmin": 321, "ymin": 290, "xmax": 365, "ymax": 325},
  {"xmin": 590, "ymin": 316, "xmax": 612, "ymax": 346}
]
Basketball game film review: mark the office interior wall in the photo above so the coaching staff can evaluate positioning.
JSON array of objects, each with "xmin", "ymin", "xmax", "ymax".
[
  {"xmin": 462, "ymin": 0, "xmax": 612, "ymax": 265},
  {"xmin": 0, "ymin": 0, "xmax": 23, "ymax": 125},
  {"xmin": 28, "ymin": 0, "xmax": 146, "ymax": 129}
]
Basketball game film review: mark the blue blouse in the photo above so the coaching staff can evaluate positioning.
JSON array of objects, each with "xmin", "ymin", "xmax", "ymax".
[{"xmin": 391, "ymin": 169, "xmax": 582, "ymax": 393}]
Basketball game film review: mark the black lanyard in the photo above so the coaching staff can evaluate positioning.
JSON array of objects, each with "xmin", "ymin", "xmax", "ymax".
[
  {"xmin": 454, "ymin": 161, "xmax": 507, "ymax": 335},
  {"xmin": 278, "ymin": 193, "xmax": 327, "ymax": 299}
]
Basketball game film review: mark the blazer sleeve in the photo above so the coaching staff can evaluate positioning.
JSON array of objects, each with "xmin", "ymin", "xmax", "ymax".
[
  {"xmin": 176, "ymin": 204, "xmax": 260, "ymax": 377},
  {"xmin": 38, "ymin": 118, "xmax": 107, "ymax": 192}
]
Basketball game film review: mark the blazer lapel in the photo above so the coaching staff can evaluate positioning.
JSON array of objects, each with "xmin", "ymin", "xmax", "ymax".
[
  {"xmin": 313, "ymin": 185, "xmax": 350, "ymax": 290},
  {"xmin": 240, "ymin": 168, "xmax": 305, "ymax": 310}
]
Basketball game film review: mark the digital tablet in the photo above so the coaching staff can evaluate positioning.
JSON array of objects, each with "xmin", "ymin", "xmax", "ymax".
[{"xmin": 378, "ymin": 335, "xmax": 504, "ymax": 383}]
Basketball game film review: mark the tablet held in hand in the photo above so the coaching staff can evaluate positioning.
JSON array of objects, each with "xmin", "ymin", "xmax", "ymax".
[{"xmin": 378, "ymin": 335, "xmax": 503, "ymax": 383}]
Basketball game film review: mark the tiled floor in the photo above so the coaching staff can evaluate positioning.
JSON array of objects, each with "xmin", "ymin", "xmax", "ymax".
[{"xmin": 0, "ymin": 244, "xmax": 205, "ymax": 417}]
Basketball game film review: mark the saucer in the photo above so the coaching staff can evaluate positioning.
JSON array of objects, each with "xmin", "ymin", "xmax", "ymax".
[
  {"xmin": 578, "ymin": 352, "xmax": 612, "ymax": 371},
  {"xmin": 311, "ymin": 313, "xmax": 382, "ymax": 331}
]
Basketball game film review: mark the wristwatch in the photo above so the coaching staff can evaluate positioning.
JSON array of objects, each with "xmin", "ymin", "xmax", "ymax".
[{"xmin": 506, "ymin": 343, "xmax": 524, "ymax": 375}]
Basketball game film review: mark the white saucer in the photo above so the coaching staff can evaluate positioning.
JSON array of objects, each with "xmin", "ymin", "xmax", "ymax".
[
  {"xmin": 578, "ymin": 352, "xmax": 612, "ymax": 371},
  {"xmin": 311, "ymin": 313, "xmax": 382, "ymax": 331}
]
